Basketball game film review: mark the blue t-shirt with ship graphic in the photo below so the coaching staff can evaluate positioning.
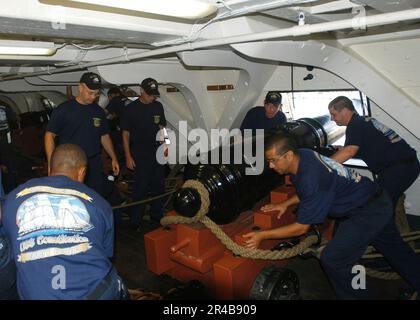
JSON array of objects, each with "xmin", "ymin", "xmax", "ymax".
[
  {"xmin": 1, "ymin": 175, "xmax": 114, "ymax": 299},
  {"xmin": 291, "ymin": 149, "xmax": 378, "ymax": 225}
]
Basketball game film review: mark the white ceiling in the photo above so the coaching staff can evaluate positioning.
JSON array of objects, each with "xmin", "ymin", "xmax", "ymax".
[{"xmin": 1, "ymin": 0, "xmax": 420, "ymax": 81}]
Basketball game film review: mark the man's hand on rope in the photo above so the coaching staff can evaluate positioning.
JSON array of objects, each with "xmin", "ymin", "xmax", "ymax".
[
  {"xmin": 261, "ymin": 202, "xmax": 288, "ymax": 219},
  {"xmin": 243, "ymin": 231, "xmax": 265, "ymax": 249}
]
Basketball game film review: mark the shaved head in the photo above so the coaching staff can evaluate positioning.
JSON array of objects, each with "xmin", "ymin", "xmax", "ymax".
[
  {"xmin": 265, "ymin": 132, "xmax": 298, "ymax": 156},
  {"xmin": 50, "ymin": 144, "xmax": 87, "ymax": 175}
]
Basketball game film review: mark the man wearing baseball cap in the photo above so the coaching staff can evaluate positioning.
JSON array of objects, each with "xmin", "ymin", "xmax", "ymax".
[
  {"xmin": 121, "ymin": 77, "xmax": 167, "ymax": 231},
  {"xmin": 45, "ymin": 72, "xmax": 120, "ymax": 196},
  {"xmin": 240, "ymin": 91, "xmax": 287, "ymax": 135}
]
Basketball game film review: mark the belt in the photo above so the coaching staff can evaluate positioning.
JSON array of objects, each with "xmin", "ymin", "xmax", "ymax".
[{"xmin": 85, "ymin": 269, "xmax": 114, "ymax": 300}]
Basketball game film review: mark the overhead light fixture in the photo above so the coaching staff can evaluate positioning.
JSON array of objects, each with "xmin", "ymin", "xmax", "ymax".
[
  {"xmin": 67, "ymin": 0, "xmax": 217, "ymax": 19},
  {"xmin": 0, "ymin": 40, "xmax": 57, "ymax": 56}
]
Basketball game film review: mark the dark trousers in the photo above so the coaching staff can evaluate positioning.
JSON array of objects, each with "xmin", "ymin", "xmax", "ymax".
[
  {"xmin": 0, "ymin": 235, "xmax": 18, "ymax": 300},
  {"xmin": 86, "ymin": 154, "xmax": 104, "ymax": 196},
  {"xmin": 320, "ymin": 191, "xmax": 420, "ymax": 299},
  {"xmin": 129, "ymin": 153, "xmax": 165, "ymax": 226},
  {"xmin": 85, "ymin": 268, "xmax": 129, "ymax": 300},
  {"xmin": 0, "ymin": 141, "xmax": 16, "ymax": 193},
  {"xmin": 376, "ymin": 158, "xmax": 420, "ymax": 209}
]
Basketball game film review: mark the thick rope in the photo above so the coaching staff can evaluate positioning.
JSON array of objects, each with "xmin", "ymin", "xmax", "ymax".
[
  {"xmin": 308, "ymin": 244, "xmax": 403, "ymax": 280},
  {"xmin": 160, "ymin": 181, "xmax": 419, "ymax": 278},
  {"xmin": 201, "ymin": 215, "xmax": 319, "ymax": 260},
  {"xmin": 365, "ymin": 268, "xmax": 401, "ymax": 280},
  {"xmin": 160, "ymin": 179, "xmax": 319, "ymax": 260}
]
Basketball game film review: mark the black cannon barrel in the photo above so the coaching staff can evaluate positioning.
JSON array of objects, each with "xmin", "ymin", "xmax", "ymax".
[
  {"xmin": 280, "ymin": 115, "xmax": 345, "ymax": 149},
  {"xmin": 173, "ymin": 136, "xmax": 282, "ymax": 224},
  {"xmin": 173, "ymin": 115, "xmax": 344, "ymax": 224}
]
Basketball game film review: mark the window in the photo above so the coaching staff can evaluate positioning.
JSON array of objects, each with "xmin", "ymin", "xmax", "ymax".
[
  {"xmin": 280, "ymin": 89, "xmax": 369, "ymax": 168},
  {"xmin": 281, "ymin": 90, "xmax": 368, "ymax": 121}
]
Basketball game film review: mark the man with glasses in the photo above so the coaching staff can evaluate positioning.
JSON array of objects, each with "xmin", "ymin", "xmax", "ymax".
[
  {"xmin": 243, "ymin": 132, "xmax": 420, "ymax": 299},
  {"xmin": 45, "ymin": 72, "xmax": 119, "ymax": 196}
]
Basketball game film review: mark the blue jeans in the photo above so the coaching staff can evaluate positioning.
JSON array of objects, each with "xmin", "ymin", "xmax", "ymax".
[{"xmin": 320, "ymin": 191, "xmax": 420, "ymax": 299}]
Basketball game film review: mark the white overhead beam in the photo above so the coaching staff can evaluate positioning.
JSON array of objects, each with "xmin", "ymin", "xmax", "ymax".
[{"xmin": 179, "ymin": 49, "xmax": 276, "ymax": 129}]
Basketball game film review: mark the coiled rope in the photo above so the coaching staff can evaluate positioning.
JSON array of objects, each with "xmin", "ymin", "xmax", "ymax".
[
  {"xmin": 160, "ymin": 179, "xmax": 319, "ymax": 260},
  {"xmin": 159, "ymin": 180, "xmax": 420, "ymax": 280}
]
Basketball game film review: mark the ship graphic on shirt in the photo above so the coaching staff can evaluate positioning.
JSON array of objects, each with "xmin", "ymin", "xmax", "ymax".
[
  {"xmin": 317, "ymin": 153, "xmax": 362, "ymax": 183},
  {"xmin": 16, "ymin": 193, "xmax": 93, "ymax": 240}
]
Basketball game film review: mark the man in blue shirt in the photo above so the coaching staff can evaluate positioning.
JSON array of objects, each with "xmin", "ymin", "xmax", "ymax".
[
  {"xmin": 2, "ymin": 144, "xmax": 128, "ymax": 299},
  {"xmin": 328, "ymin": 96, "xmax": 420, "ymax": 210},
  {"xmin": 240, "ymin": 91, "xmax": 287, "ymax": 135},
  {"xmin": 106, "ymin": 86, "xmax": 126, "ymax": 129},
  {"xmin": 121, "ymin": 78, "xmax": 167, "ymax": 231},
  {"xmin": 243, "ymin": 133, "xmax": 420, "ymax": 299},
  {"xmin": 45, "ymin": 72, "xmax": 120, "ymax": 196}
]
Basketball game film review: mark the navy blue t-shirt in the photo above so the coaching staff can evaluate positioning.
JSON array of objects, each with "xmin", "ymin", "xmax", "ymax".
[
  {"xmin": 291, "ymin": 149, "xmax": 378, "ymax": 225},
  {"xmin": 1, "ymin": 175, "xmax": 114, "ymax": 299},
  {"xmin": 345, "ymin": 114, "xmax": 417, "ymax": 173},
  {"xmin": 106, "ymin": 97, "xmax": 126, "ymax": 118},
  {"xmin": 240, "ymin": 106, "xmax": 287, "ymax": 134},
  {"xmin": 120, "ymin": 99, "xmax": 166, "ymax": 155},
  {"xmin": 46, "ymin": 99, "xmax": 109, "ymax": 157}
]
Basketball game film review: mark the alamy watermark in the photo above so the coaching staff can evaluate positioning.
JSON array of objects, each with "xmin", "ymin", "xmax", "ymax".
[
  {"xmin": 155, "ymin": 121, "xmax": 265, "ymax": 175},
  {"xmin": 351, "ymin": 264, "xmax": 366, "ymax": 290},
  {"xmin": 51, "ymin": 265, "xmax": 66, "ymax": 290}
]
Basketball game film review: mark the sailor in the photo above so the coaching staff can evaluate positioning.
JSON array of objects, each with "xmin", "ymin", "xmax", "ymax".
[
  {"xmin": 105, "ymin": 86, "xmax": 127, "ymax": 164},
  {"xmin": 328, "ymin": 96, "xmax": 420, "ymax": 210},
  {"xmin": 240, "ymin": 91, "xmax": 287, "ymax": 135},
  {"xmin": 44, "ymin": 72, "xmax": 120, "ymax": 196},
  {"xmin": 121, "ymin": 78, "xmax": 167, "ymax": 231},
  {"xmin": 1, "ymin": 144, "xmax": 128, "ymax": 300},
  {"xmin": 243, "ymin": 132, "xmax": 420, "ymax": 299},
  {"xmin": 105, "ymin": 86, "xmax": 126, "ymax": 129}
]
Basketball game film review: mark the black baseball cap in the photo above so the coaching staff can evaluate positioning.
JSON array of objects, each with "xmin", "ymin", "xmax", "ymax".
[
  {"xmin": 80, "ymin": 72, "xmax": 102, "ymax": 90},
  {"xmin": 140, "ymin": 78, "xmax": 160, "ymax": 96},
  {"xmin": 265, "ymin": 91, "xmax": 282, "ymax": 105}
]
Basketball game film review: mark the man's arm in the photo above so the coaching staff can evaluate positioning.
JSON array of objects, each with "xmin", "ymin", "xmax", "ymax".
[
  {"xmin": 44, "ymin": 131, "xmax": 57, "ymax": 172},
  {"xmin": 122, "ymin": 130, "xmax": 135, "ymax": 170},
  {"xmin": 101, "ymin": 134, "xmax": 120, "ymax": 176},
  {"xmin": 330, "ymin": 145, "xmax": 359, "ymax": 164},
  {"xmin": 243, "ymin": 222, "xmax": 310, "ymax": 249}
]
